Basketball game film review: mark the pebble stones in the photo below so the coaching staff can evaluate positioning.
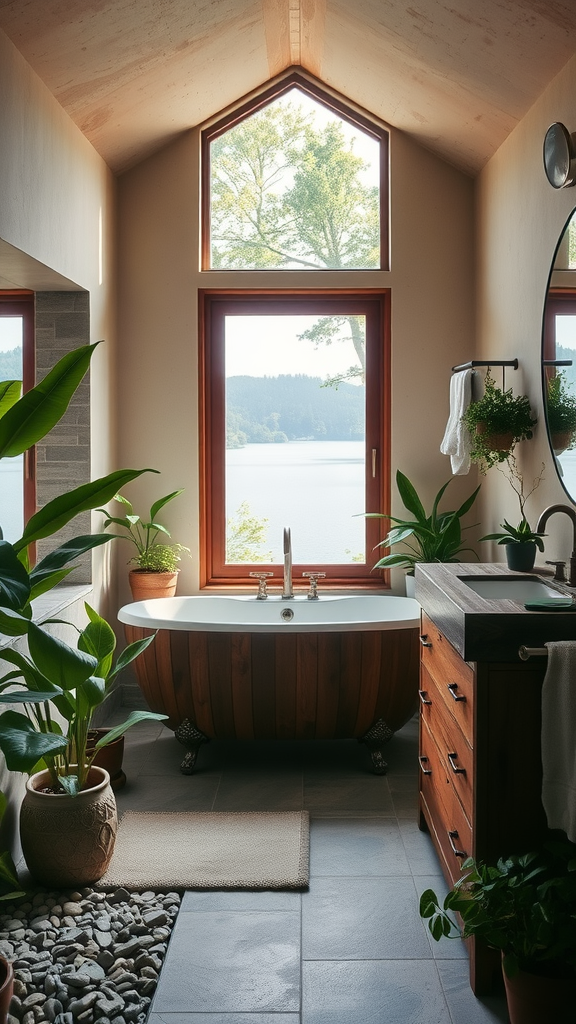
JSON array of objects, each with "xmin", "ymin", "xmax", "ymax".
[{"xmin": 0, "ymin": 888, "xmax": 181, "ymax": 1024}]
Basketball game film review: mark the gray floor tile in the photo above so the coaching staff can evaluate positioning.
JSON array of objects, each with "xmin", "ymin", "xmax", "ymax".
[
  {"xmin": 303, "ymin": 774, "xmax": 395, "ymax": 816},
  {"xmin": 152, "ymin": 910, "xmax": 301, "ymax": 1013},
  {"xmin": 398, "ymin": 818, "xmax": 447, "ymax": 876},
  {"xmin": 115, "ymin": 772, "xmax": 221, "ymax": 812},
  {"xmin": 149, "ymin": 1016, "xmax": 299, "ymax": 1023},
  {"xmin": 302, "ymin": 876, "xmax": 431, "ymax": 959},
  {"xmin": 388, "ymin": 774, "xmax": 419, "ymax": 818},
  {"xmin": 302, "ymin": 960, "xmax": 450, "ymax": 1024},
  {"xmin": 181, "ymin": 890, "xmax": 301, "ymax": 912},
  {"xmin": 438, "ymin": 960, "xmax": 508, "ymax": 1023},
  {"xmin": 310, "ymin": 818, "xmax": 410, "ymax": 876},
  {"xmin": 212, "ymin": 771, "xmax": 303, "ymax": 811}
]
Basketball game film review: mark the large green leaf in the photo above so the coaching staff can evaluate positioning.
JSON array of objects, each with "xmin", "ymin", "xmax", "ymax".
[
  {"xmin": 0, "ymin": 649, "xmax": 62, "ymax": 694},
  {"xmin": 0, "ymin": 541, "xmax": 31, "ymax": 611},
  {"xmin": 30, "ymin": 534, "xmax": 114, "ymax": 581},
  {"xmin": 395, "ymin": 471, "xmax": 428, "ymax": 523},
  {"xmin": 107, "ymin": 632, "xmax": 156, "ymax": 683},
  {"xmin": 0, "ymin": 711, "xmax": 68, "ymax": 773},
  {"xmin": 149, "ymin": 489, "xmax": 184, "ymax": 521},
  {"xmin": 0, "ymin": 344, "xmax": 98, "ymax": 459},
  {"xmin": 15, "ymin": 468, "xmax": 157, "ymax": 550},
  {"xmin": 0, "ymin": 381, "xmax": 22, "ymax": 419},
  {"xmin": 27, "ymin": 622, "xmax": 97, "ymax": 691},
  {"xmin": 77, "ymin": 604, "xmax": 116, "ymax": 679},
  {"xmin": 94, "ymin": 709, "xmax": 168, "ymax": 748},
  {"xmin": 0, "ymin": 605, "xmax": 31, "ymax": 636}
]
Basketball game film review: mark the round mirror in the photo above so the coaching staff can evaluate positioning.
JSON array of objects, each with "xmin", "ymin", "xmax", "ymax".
[{"xmin": 542, "ymin": 208, "xmax": 576, "ymax": 501}]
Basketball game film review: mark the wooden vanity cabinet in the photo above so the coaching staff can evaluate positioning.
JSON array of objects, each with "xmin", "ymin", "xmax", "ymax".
[{"xmin": 418, "ymin": 611, "xmax": 549, "ymax": 994}]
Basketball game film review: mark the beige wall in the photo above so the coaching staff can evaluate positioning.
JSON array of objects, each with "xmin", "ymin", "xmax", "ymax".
[
  {"xmin": 476, "ymin": 51, "xmax": 576, "ymax": 565},
  {"xmin": 117, "ymin": 106, "xmax": 476, "ymax": 599},
  {"xmin": 0, "ymin": 26, "xmax": 118, "ymax": 616}
]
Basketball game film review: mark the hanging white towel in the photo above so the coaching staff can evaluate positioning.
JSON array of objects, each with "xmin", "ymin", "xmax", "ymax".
[
  {"xmin": 541, "ymin": 641, "xmax": 576, "ymax": 843},
  {"xmin": 440, "ymin": 368, "xmax": 474, "ymax": 475}
]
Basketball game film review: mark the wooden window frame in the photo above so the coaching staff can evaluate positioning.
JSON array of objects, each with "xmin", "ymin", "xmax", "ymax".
[
  {"xmin": 199, "ymin": 288, "xmax": 391, "ymax": 590},
  {"xmin": 0, "ymin": 291, "xmax": 35, "ymax": 528},
  {"xmin": 200, "ymin": 70, "xmax": 390, "ymax": 272}
]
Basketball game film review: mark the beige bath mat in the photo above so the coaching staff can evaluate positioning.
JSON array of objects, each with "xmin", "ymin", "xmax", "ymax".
[{"xmin": 96, "ymin": 810, "xmax": 310, "ymax": 890}]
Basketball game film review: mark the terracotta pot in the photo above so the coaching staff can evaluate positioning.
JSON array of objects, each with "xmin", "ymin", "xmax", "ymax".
[
  {"xmin": 87, "ymin": 729, "xmax": 126, "ymax": 791},
  {"xmin": 0, "ymin": 956, "xmax": 13, "ymax": 1024},
  {"xmin": 551, "ymin": 429, "xmax": 574, "ymax": 455},
  {"xmin": 20, "ymin": 766, "xmax": 117, "ymax": 888},
  {"xmin": 503, "ymin": 964, "xmax": 576, "ymax": 1024},
  {"xmin": 129, "ymin": 569, "xmax": 179, "ymax": 601},
  {"xmin": 505, "ymin": 542, "xmax": 537, "ymax": 572},
  {"xmin": 475, "ymin": 422, "xmax": 514, "ymax": 454}
]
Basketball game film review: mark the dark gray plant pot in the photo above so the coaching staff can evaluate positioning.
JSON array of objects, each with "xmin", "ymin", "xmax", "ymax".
[{"xmin": 505, "ymin": 542, "xmax": 537, "ymax": 572}]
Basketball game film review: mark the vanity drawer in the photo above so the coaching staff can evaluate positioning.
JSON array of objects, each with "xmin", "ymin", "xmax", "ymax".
[
  {"xmin": 419, "ymin": 719, "xmax": 473, "ymax": 880},
  {"xmin": 419, "ymin": 664, "xmax": 473, "ymax": 818},
  {"xmin": 420, "ymin": 614, "xmax": 474, "ymax": 746}
]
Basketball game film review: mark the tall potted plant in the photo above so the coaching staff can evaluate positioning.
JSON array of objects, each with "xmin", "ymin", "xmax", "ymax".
[
  {"xmin": 420, "ymin": 841, "xmax": 576, "ymax": 1024},
  {"xmin": 480, "ymin": 456, "xmax": 546, "ymax": 572},
  {"xmin": 0, "ymin": 342, "xmax": 165, "ymax": 886},
  {"xmin": 98, "ymin": 491, "xmax": 190, "ymax": 600},
  {"xmin": 462, "ymin": 371, "xmax": 537, "ymax": 471},
  {"xmin": 365, "ymin": 470, "xmax": 480, "ymax": 594},
  {"xmin": 546, "ymin": 371, "xmax": 576, "ymax": 455}
]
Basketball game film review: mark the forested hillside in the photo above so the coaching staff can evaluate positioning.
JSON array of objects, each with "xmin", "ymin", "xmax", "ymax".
[
  {"xmin": 227, "ymin": 374, "xmax": 364, "ymax": 447},
  {"xmin": 0, "ymin": 347, "xmax": 21, "ymax": 381}
]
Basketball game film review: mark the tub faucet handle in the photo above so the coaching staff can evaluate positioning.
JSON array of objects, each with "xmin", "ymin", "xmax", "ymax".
[
  {"xmin": 249, "ymin": 571, "xmax": 274, "ymax": 599},
  {"xmin": 545, "ymin": 560, "xmax": 567, "ymax": 583},
  {"xmin": 303, "ymin": 572, "xmax": 326, "ymax": 600}
]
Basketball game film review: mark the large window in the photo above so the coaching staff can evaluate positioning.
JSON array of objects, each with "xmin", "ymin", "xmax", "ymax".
[
  {"xmin": 0, "ymin": 293, "xmax": 34, "ymax": 542},
  {"xmin": 202, "ymin": 72, "xmax": 389, "ymax": 272},
  {"xmin": 200, "ymin": 291, "xmax": 390, "ymax": 588}
]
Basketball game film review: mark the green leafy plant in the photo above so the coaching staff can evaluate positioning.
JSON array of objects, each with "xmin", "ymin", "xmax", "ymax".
[
  {"xmin": 0, "ymin": 602, "xmax": 165, "ymax": 796},
  {"xmin": 420, "ymin": 841, "xmax": 576, "ymax": 980},
  {"xmin": 546, "ymin": 372, "xmax": 576, "ymax": 447},
  {"xmin": 365, "ymin": 470, "xmax": 480, "ymax": 575},
  {"xmin": 462, "ymin": 371, "xmax": 537, "ymax": 471},
  {"xmin": 98, "ymin": 491, "xmax": 190, "ymax": 572},
  {"xmin": 480, "ymin": 455, "xmax": 546, "ymax": 548},
  {"xmin": 0, "ymin": 342, "xmax": 163, "ymax": 795}
]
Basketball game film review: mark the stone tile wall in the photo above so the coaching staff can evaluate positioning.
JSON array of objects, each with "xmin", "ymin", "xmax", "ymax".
[{"xmin": 35, "ymin": 291, "xmax": 91, "ymax": 582}]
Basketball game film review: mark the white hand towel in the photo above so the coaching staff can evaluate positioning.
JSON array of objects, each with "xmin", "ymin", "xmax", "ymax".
[
  {"xmin": 541, "ymin": 641, "xmax": 576, "ymax": 842},
  {"xmin": 440, "ymin": 368, "xmax": 474, "ymax": 475}
]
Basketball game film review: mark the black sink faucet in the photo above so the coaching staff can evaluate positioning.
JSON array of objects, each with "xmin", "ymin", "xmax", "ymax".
[{"xmin": 536, "ymin": 504, "xmax": 576, "ymax": 586}]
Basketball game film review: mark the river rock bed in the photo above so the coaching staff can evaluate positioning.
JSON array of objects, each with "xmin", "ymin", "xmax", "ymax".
[{"xmin": 0, "ymin": 887, "xmax": 181, "ymax": 1024}]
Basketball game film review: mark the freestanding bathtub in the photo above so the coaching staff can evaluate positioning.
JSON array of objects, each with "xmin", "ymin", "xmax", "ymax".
[{"xmin": 118, "ymin": 594, "xmax": 420, "ymax": 774}]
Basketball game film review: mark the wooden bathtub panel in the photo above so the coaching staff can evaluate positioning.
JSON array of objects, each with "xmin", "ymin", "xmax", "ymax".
[
  {"xmin": 251, "ymin": 634, "xmax": 277, "ymax": 738},
  {"xmin": 231, "ymin": 633, "xmax": 254, "ymax": 740},
  {"xmin": 376, "ymin": 627, "xmax": 419, "ymax": 731},
  {"xmin": 275, "ymin": 635, "xmax": 297, "ymax": 738},
  {"xmin": 124, "ymin": 626, "xmax": 161, "ymax": 717},
  {"xmin": 336, "ymin": 632, "xmax": 363, "ymax": 737},
  {"xmin": 296, "ymin": 634, "xmax": 318, "ymax": 740},
  {"xmin": 154, "ymin": 629, "xmax": 181, "ymax": 728},
  {"xmin": 187, "ymin": 632, "xmax": 215, "ymax": 738},
  {"xmin": 170, "ymin": 630, "xmax": 196, "ymax": 725},
  {"xmin": 206, "ymin": 633, "xmax": 235, "ymax": 738},
  {"xmin": 315, "ymin": 633, "xmax": 341, "ymax": 739},
  {"xmin": 355, "ymin": 632, "xmax": 382, "ymax": 736}
]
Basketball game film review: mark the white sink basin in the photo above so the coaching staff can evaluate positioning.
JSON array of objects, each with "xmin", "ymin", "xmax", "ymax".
[{"xmin": 461, "ymin": 576, "xmax": 561, "ymax": 602}]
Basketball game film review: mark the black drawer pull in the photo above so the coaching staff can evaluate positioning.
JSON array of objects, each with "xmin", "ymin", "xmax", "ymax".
[
  {"xmin": 419, "ymin": 634, "xmax": 432, "ymax": 647},
  {"xmin": 418, "ymin": 689, "xmax": 432, "ymax": 706},
  {"xmin": 447, "ymin": 830, "xmax": 466, "ymax": 858},
  {"xmin": 418, "ymin": 755, "xmax": 432, "ymax": 776},
  {"xmin": 447, "ymin": 682, "xmax": 466, "ymax": 702},
  {"xmin": 448, "ymin": 752, "xmax": 466, "ymax": 774}
]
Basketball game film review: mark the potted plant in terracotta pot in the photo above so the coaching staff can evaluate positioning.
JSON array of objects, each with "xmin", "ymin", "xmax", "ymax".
[
  {"xmin": 546, "ymin": 371, "xmax": 576, "ymax": 455},
  {"xmin": 480, "ymin": 456, "xmax": 546, "ymax": 572},
  {"xmin": 365, "ymin": 470, "xmax": 480, "ymax": 595},
  {"xmin": 462, "ymin": 370, "xmax": 537, "ymax": 471},
  {"xmin": 420, "ymin": 840, "xmax": 576, "ymax": 1024},
  {"xmin": 97, "ymin": 490, "xmax": 190, "ymax": 600}
]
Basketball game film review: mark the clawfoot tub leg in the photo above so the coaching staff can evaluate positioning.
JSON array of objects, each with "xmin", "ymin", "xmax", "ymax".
[
  {"xmin": 359, "ymin": 718, "xmax": 394, "ymax": 775},
  {"xmin": 174, "ymin": 718, "xmax": 209, "ymax": 774}
]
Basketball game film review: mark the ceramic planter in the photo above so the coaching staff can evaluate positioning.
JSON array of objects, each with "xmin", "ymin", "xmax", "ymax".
[
  {"xmin": 503, "ymin": 963, "xmax": 575, "ymax": 1024},
  {"xmin": 129, "ymin": 569, "xmax": 179, "ymax": 601},
  {"xmin": 475, "ymin": 423, "xmax": 514, "ymax": 454},
  {"xmin": 20, "ymin": 766, "xmax": 117, "ymax": 888},
  {"xmin": 505, "ymin": 542, "xmax": 537, "ymax": 572},
  {"xmin": 551, "ymin": 429, "xmax": 575, "ymax": 455},
  {"xmin": 0, "ymin": 956, "xmax": 13, "ymax": 1024}
]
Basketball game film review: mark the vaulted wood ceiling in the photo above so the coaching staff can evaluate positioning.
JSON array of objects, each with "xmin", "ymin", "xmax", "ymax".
[{"xmin": 1, "ymin": 0, "xmax": 575, "ymax": 176}]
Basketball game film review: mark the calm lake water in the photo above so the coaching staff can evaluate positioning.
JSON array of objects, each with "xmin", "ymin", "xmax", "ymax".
[{"xmin": 226, "ymin": 440, "xmax": 367, "ymax": 564}]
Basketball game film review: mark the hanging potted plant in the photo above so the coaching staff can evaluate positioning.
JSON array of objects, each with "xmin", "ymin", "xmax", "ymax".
[
  {"xmin": 98, "ymin": 490, "xmax": 190, "ymax": 600},
  {"xmin": 546, "ymin": 371, "xmax": 576, "ymax": 455},
  {"xmin": 480, "ymin": 456, "xmax": 546, "ymax": 572},
  {"xmin": 420, "ymin": 840, "xmax": 576, "ymax": 1024},
  {"xmin": 462, "ymin": 371, "xmax": 537, "ymax": 471},
  {"xmin": 365, "ymin": 470, "xmax": 480, "ymax": 595}
]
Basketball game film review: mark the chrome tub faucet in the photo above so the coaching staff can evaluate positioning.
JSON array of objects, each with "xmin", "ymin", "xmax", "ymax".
[{"xmin": 536, "ymin": 504, "xmax": 576, "ymax": 586}]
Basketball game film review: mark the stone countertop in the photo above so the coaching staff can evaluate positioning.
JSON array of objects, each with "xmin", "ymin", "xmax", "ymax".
[{"xmin": 414, "ymin": 562, "xmax": 576, "ymax": 662}]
